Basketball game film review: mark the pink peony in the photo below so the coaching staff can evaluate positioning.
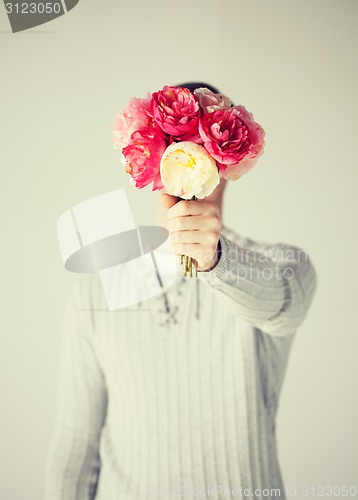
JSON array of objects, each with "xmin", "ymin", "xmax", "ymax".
[
  {"xmin": 199, "ymin": 105, "xmax": 265, "ymax": 180},
  {"xmin": 219, "ymin": 156, "xmax": 263, "ymax": 181},
  {"xmin": 151, "ymin": 86, "xmax": 201, "ymax": 142},
  {"xmin": 122, "ymin": 127, "xmax": 167, "ymax": 190},
  {"xmin": 194, "ymin": 87, "xmax": 232, "ymax": 113},
  {"xmin": 113, "ymin": 93, "xmax": 153, "ymax": 149}
]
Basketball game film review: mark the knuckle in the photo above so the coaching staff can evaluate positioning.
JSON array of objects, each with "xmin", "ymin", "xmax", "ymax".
[
  {"xmin": 215, "ymin": 217, "xmax": 222, "ymax": 232},
  {"xmin": 180, "ymin": 200, "xmax": 190, "ymax": 213},
  {"xmin": 210, "ymin": 233, "xmax": 218, "ymax": 245},
  {"xmin": 202, "ymin": 214, "xmax": 221, "ymax": 235},
  {"xmin": 209, "ymin": 211, "xmax": 221, "ymax": 231},
  {"xmin": 205, "ymin": 233, "xmax": 217, "ymax": 247},
  {"xmin": 208, "ymin": 202, "xmax": 219, "ymax": 215}
]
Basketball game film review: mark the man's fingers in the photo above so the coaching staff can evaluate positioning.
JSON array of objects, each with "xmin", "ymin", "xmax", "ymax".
[
  {"xmin": 168, "ymin": 216, "xmax": 203, "ymax": 233},
  {"xmin": 171, "ymin": 230, "xmax": 202, "ymax": 245},
  {"xmin": 160, "ymin": 193, "xmax": 180, "ymax": 209},
  {"xmin": 167, "ymin": 199, "xmax": 215, "ymax": 220}
]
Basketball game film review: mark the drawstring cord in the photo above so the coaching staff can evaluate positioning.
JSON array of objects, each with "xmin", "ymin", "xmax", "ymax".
[
  {"xmin": 153, "ymin": 276, "xmax": 200, "ymax": 327},
  {"xmin": 138, "ymin": 247, "xmax": 202, "ymax": 326}
]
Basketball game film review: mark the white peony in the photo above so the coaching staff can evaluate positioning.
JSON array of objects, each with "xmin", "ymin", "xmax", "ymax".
[
  {"xmin": 160, "ymin": 141, "xmax": 220, "ymax": 199},
  {"xmin": 193, "ymin": 87, "xmax": 232, "ymax": 113}
]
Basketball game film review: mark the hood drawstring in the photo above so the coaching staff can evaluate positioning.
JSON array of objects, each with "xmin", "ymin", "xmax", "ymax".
[{"xmin": 154, "ymin": 277, "xmax": 200, "ymax": 327}]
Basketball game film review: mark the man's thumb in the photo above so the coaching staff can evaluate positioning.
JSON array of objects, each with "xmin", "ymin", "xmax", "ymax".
[{"xmin": 160, "ymin": 193, "xmax": 180, "ymax": 209}]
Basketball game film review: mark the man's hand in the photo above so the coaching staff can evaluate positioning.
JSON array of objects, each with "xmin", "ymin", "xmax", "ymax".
[{"xmin": 160, "ymin": 193, "xmax": 222, "ymax": 271}]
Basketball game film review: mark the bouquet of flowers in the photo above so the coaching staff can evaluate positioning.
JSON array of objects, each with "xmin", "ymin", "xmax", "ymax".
[{"xmin": 113, "ymin": 85, "xmax": 265, "ymax": 276}]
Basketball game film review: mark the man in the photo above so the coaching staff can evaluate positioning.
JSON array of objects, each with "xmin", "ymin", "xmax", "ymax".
[{"xmin": 45, "ymin": 84, "xmax": 317, "ymax": 500}]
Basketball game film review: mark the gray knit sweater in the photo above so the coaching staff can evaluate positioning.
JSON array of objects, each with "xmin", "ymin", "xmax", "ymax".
[{"xmin": 44, "ymin": 225, "xmax": 317, "ymax": 500}]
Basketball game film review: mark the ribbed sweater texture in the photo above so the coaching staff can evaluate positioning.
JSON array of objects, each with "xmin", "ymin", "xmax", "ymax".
[{"xmin": 44, "ymin": 226, "xmax": 317, "ymax": 500}]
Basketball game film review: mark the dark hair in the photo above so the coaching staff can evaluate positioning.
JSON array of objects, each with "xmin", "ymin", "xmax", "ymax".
[
  {"xmin": 175, "ymin": 81, "xmax": 235, "ymax": 106},
  {"xmin": 175, "ymin": 81, "xmax": 221, "ymax": 94}
]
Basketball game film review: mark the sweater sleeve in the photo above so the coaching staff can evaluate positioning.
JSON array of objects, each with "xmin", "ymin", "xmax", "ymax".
[
  {"xmin": 198, "ymin": 231, "xmax": 317, "ymax": 336},
  {"xmin": 44, "ymin": 275, "xmax": 108, "ymax": 500}
]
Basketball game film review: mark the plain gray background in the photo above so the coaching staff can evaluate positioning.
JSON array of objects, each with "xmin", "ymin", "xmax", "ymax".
[{"xmin": 0, "ymin": 1, "xmax": 357, "ymax": 499}]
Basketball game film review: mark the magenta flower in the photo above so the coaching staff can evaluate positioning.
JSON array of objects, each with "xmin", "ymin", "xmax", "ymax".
[
  {"xmin": 113, "ymin": 93, "xmax": 153, "ymax": 149},
  {"xmin": 122, "ymin": 127, "xmax": 167, "ymax": 190},
  {"xmin": 151, "ymin": 86, "xmax": 201, "ymax": 142},
  {"xmin": 199, "ymin": 105, "xmax": 265, "ymax": 180}
]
